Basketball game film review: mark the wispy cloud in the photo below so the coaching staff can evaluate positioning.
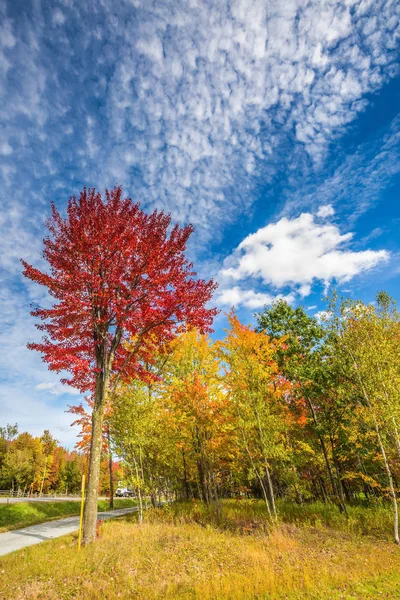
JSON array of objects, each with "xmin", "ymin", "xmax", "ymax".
[
  {"xmin": 283, "ymin": 114, "xmax": 400, "ymax": 221},
  {"xmin": 101, "ymin": 0, "xmax": 400, "ymax": 232},
  {"xmin": 218, "ymin": 286, "xmax": 295, "ymax": 310},
  {"xmin": 0, "ymin": 380, "xmax": 81, "ymax": 446},
  {"xmin": 35, "ymin": 382, "xmax": 80, "ymax": 396},
  {"xmin": 1, "ymin": 0, "xmax": 399, "ymax": 240}
]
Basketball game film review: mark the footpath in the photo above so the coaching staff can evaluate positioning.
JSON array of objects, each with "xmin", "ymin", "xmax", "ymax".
[{"xmin": 0, "ymin": 507, "xmax": 138, "ymax": 557}]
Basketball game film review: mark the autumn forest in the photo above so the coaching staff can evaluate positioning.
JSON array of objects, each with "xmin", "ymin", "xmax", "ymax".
[{"xmin": 3, "ymin": 290, "xmax": 400, "ymax": 543}]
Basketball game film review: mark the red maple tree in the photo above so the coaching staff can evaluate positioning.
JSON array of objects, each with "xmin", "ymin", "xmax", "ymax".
[{"xmin": 22, "ymin": 186, "xmax": 217, "ymax": 543}]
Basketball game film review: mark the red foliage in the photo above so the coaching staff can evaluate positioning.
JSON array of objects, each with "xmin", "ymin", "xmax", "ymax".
[
  {"xmin": 96, "ymin": 519, "xmax": 102, "ymax": 539},
  {"xmin": 22, "ymin": 187, "xmax": 218, "ymax": 393},
  {"xmin": 68, "ymin": 401, "xmax": 107, "ymax": 452}
]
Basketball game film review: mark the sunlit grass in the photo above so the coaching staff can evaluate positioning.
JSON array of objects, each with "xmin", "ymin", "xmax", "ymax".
[
  {"xmin": 1, "ymin": 499, "xmax": 400, "ymax": 599},
  {"xmin": 149, "ymin": 498, "xmax": 394, "ymax": 539},
  {"xmin": 277, "ymin": 498, "xmax": 393, "ymax": 537},
  {"xmin": 0, "ymin": 498, "xmax": 136, "ymax": 533}
]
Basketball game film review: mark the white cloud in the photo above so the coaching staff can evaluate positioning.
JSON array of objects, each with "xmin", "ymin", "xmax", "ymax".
[
  {"xmin": 317, "ymin": 204, "xmax": 335, "ymax": 218},
  {"xmin": 0, "ymin": 142, "xmax": 12, "ymax": 155},
  {"xmin": 1, "ymin": 0, "xmax": 399, "ymax": 245},
  {"xmin": 1, "ymin": 0, "xmax": 399, "ymax": 445},
  {"xmin": 35, "ymin": 382, "xmax": 80, "ymax": 396},
  {"xmin": 0, "ymin": 285, "xmax": 82, "ymax": 447},
  {"xmin": 218, "ymin": 286, "xmax": 295, "ymax": 309},
  {"xmin": 315, "ymin": 310, "xmax": 329, "ymax": 322},
  {"xmin": 0, "ymin": 382, "xmax": 81, "ymax": 448},
  {"xmin": 220, "ymin": 210, "xmax": 389, "ymax": 300},
  {"xmin": 52, "ymin": 9, "xmax": 65, "ymax": 26}
]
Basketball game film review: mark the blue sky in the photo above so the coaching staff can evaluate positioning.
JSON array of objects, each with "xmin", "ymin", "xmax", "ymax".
[{"xmin": 1, "ymin": 0, "xmax": 399, "ymax": 447}]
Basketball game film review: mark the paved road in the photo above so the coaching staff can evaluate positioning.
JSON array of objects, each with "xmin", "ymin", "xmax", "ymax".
[{"xmin": 0, "ymin": 507, "xmax": 138, "ymax": 556}]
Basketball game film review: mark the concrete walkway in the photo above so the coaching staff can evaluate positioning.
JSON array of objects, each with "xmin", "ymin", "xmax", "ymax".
[{"xmin": 0, "ymin": 507, "xmax": 138, "ymax": 557}]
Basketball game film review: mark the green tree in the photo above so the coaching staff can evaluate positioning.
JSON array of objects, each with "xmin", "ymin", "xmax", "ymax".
[
  {"xmin": 256, "ymin": 300, "xmax": 347, "ymax": 513},
  {"xmin": 39, "ymin": 430, "xmax": 58, "ymax": 495},
  {"xmin": 332, "ymin": 293, "xmax": 400, "ymax": 543}
]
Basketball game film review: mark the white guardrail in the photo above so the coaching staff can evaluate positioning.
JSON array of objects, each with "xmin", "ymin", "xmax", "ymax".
[{"xmin": 0, "ymin": 490, "xmax": 81, "ymax": 499}]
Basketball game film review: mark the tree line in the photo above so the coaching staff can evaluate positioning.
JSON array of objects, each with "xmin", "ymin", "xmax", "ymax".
[
  {"xmin": 105, "ymin": 293, "xmax": 400, "ymax": 542},
  {"xmin": 0, "ymin": 425, "xmax": 118, "ymax": 496}
]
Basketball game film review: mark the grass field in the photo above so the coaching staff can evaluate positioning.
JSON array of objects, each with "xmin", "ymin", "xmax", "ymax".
[
  {"xmin": 0, "ymin": 498, "xmax": 137, "ymax": 533},
  {"xmin": 1, "ymin": 499, "xmax": 400, "ymax": 599}
]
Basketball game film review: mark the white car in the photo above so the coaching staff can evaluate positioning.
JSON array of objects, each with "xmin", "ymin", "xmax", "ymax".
[{"xmin": 115, "ymin": 488, "xmax": 134, "ymax": 497}]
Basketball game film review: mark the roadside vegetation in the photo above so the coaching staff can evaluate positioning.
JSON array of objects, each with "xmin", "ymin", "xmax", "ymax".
[
  {"xmin": 0, "ymin": 498, "xmax": 136, "ymax": 533},
  {"xmin": 0, "ymin": 424, "xmax": 120, "ymax": 498},
  {"xmin": 1, "ymin": 500, "xmax": 400, "ymax": 599}
]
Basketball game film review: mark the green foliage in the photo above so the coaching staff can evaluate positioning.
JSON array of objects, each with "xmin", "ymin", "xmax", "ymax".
[
  {"xmin": 256, "ymin": 299, "xmax": 325, "ymax": 380},
  {"xmin": 0, "ymin": 423, "xmax": 18, "ymax": 441}
]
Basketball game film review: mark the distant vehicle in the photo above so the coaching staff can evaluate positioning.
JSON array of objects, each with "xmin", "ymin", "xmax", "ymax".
[{"xmin": 115, "ymin": 488, "xmax": 135, "ymax": 497}]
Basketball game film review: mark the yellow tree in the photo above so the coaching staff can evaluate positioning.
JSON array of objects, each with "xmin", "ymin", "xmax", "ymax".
[
  {"xmin": 162, "ymin": 329, "xmax": 233, "ymax": 505},
  {"xmin": 335, "ymin": 293, "xmax": 400, "ymax": 543},
  {"xmin": 111, "ymin": 380, "xmax": 166, "ymax": 520},
  {"xmin": 218, "ymin": 312, "xmax": 291, "ymax": 518}
]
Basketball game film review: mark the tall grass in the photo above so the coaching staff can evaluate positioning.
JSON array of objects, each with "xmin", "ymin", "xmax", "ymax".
[
  {"xmin": 147, "ymin": 498, "xmax": 394, "ymax": 539},
  {"xmin": 278, "ymin": 499, "xmax": 393, "ymax": 537},
  {"xmin": 0, "ymin": 500, "xmax": 399, "ymax": 599}
]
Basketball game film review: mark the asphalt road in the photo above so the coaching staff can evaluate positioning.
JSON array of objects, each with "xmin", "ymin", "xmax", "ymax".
[{"xmin": 0, "ymin": 507, "xmax": 138, "ymax": 556}]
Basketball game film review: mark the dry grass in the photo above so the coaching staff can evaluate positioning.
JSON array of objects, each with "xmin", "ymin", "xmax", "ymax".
[{"xmin": 1, "ymin": 501, "xmax": 400, "ymax": 599}]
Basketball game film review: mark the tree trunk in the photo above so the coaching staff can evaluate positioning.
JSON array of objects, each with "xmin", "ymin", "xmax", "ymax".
[
  {"xmin": 82, "ymin": 364, "xmax": 108, "ymax": 545},
  {"xmin": 349, "ymin": 350, "xmax": 399, "ymax": 544},
  {"xmin": 197, "ymin": 457, "xmax": 209, "ymax": 505},
  {"xmin": 341, "ymin": 478, "xmax": 352, "ymax": 503},
  {"xmin": 264, "ymin": 464, "xmax": 277, "ymax": 519},
  {"xmin": 182, "ymin": 448, "xmax": 190, "ymax": 501},
  {"xmin": 330, "ymin": 434, "xmax": 349, "ymax": 513},
  {"xmin": 254, "ymin": 406, "xmax": 277, "ymax": 519},
  {"xmin": 132, "ymin": 453, "xmax": 143, "ymax": 522},
  {"xmin": 373, "ymin": 415, "xmax": 399, "ymax": 544},
  {"xmin": 196, "ymin": 477, "xmax": 203, "ymax": 501},
  {"xmin": 195, "ymin": 428, "xmax": 210, "ymax": 505},
  {"xmin": 305, "ymin": 395, "xmax": 346, "ymax": 513},
  {"xmin": 108, "ymin": 429, "xmax": 114, "ymax": 510},
  {"xmin": 358, "ymin": 454, "xmax": 373, "ymax": 501},
  {"xmin": 82, "ymin": 400, "xmax": 104, "ymax": 544},
  {"xmin": 257, "ymin": 470, "xmax": 272, "ymax": 517},
  {"xmin": 392, "ymin": 418, "xmax": 400, "ymax": 461},
  {"xmin": 374, "ymin": 363, "xmax": 400, "ymax": 464},
  {"xmin": 40, "ymin": 457, "xmax": 47, "ymax": 497},
  {"xmin": 239, "ymin": 425, "xmax": 272, "ymax": 518},
  {"xmin": 319, "ymin": 476, "xmax": 328, "ymax": 503}
]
